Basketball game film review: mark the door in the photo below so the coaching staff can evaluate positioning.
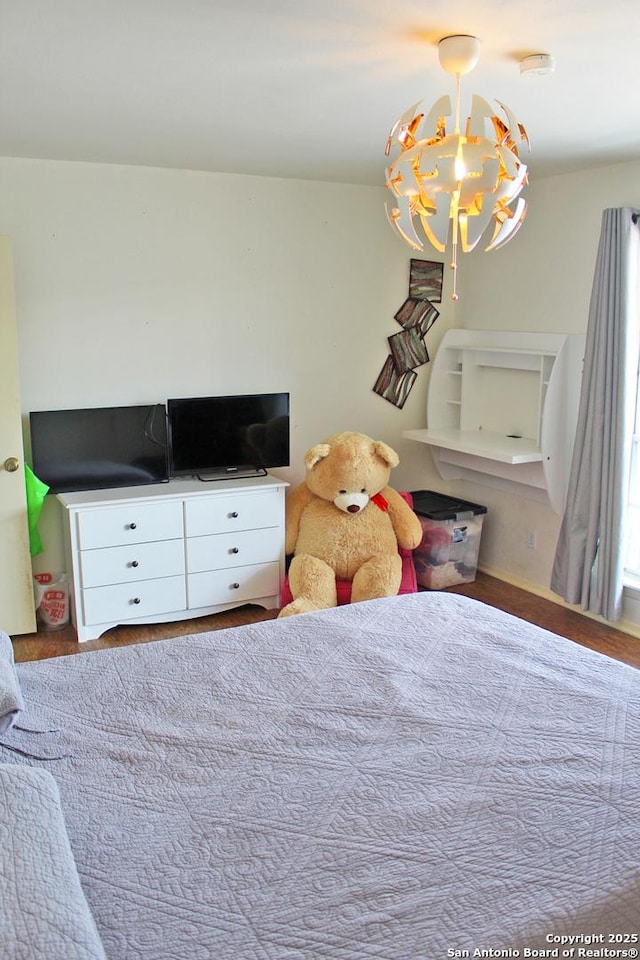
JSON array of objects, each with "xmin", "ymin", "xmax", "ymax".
[{"xmin": 0, "ymin": 236, "xmax": 36, "ymax": 634}]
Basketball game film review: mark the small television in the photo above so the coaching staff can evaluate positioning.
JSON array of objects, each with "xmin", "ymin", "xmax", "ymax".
[
  {"xmin": 29, "ymin": 403, "xmax": 169, "ymax": 494},
  {"xmin": 167, "ymin": 392, "xmax": 290, "ymax": 480}
]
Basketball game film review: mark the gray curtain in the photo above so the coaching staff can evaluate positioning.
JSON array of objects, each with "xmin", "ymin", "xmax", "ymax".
[{"xmin": 551, "ymin": 207, "xmax": 640, "ymax": 621}]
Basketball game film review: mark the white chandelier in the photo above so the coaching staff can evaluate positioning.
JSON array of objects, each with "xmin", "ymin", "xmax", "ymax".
[{"xmin": 385, "ymin": 35, "xmax": 530, "ymax": 300}]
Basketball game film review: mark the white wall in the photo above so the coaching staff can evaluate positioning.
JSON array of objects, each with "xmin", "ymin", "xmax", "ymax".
[
  {"xmin": 0, "ymin": 156, "xmax": 453, "ymax": 572},
  {"xmin": 451, "ymin": 159, "xmax": 640, "ymax": 622},
  {"xmin": 9, "ymin": 153, "xmax": 638, "ymax": 628}
]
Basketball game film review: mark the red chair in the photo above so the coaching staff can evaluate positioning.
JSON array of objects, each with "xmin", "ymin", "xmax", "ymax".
[{"xmin": 280, "ymin": 491, "xmax": 418, "ymax": 607}]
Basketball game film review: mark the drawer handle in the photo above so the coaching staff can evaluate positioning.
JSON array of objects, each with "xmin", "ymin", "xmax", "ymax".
[
  {"xmin": 128, "ymin": 522, "xmax": 138, "ymax": 530},
  {"xmin": 131, "ymin": 597, "xmax": 141, "ymax": 605},
  {"xmin": 229, "ymin": 511, "xmax": 239, "ymax": 519},
  {"xmin": 129, "ymin": 560, "xmax": 139, "ymax": 568},
  {"xmin": 230, "ymin": 547, "xmax": 239, "ymax": 554},
  {"xmin": 231, "ymin": 582, "xmax": 240, "ymax": 590}
]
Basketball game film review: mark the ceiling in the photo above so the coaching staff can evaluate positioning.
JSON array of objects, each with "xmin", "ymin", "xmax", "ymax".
[{"xmin": 1, "ymin": 0, "xmax": 639, "ymax": 187}]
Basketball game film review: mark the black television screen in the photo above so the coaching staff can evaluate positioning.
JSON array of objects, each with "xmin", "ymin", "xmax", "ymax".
[
  {"xmin": 29, "ymin": 404, "xmax": 169, "ymax": 494},
  {"xmin": 167, "ymin": 392, "xmax": 290, "ymax": 479}
]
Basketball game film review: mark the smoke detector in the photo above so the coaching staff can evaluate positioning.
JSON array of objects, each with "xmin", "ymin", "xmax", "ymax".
[{"xmin": 520, "ymin": 54, "xmax": 555, "ymax": 77}]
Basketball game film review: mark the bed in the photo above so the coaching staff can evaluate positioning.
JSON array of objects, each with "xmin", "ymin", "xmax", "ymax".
[{"xmin": 1, "ymin": 591, "xmax": 639, "ymax": 959}]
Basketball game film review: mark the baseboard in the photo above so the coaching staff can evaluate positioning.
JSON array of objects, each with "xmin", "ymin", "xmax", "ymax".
[{"xmin": 478, "ymin": 563, "xmax": 640, "ymax": 641}]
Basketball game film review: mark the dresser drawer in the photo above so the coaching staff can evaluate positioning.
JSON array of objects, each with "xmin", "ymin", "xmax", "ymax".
[
  {"xmin": 77, "ymin": 500, "xmax": 184, "ymax": 549},
  {"xmin": 187, "ymin": 562, "xmax": 280, "ymax": 609},
  {"xmin": 186, "ymin": 527, "xmax": 281, "ymax": 574},
  {"xmin": 81, "ymin": 575, "xmax": 186, "ymax": 626},
  {"xmin": 80, "ymin": 539, "xmax": 185, "ymax": 589},
  {"xmin": 184, "ymin": 489, "xmax": 282, "ymax": 537}
]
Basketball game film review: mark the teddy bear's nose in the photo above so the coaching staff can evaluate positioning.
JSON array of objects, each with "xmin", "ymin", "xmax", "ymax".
[{"xmin": 347, "ymin": 504, "xmax": 361, "ymax": 513}]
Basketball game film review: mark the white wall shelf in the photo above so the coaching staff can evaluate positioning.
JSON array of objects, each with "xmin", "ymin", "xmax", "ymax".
[
  {"xmin": 404, "ymin": 329, "xmax": 585, "ymax": 512},
  {"xmin": 404, "ymin": 428, "xmax": 542, "ymax": 465}
]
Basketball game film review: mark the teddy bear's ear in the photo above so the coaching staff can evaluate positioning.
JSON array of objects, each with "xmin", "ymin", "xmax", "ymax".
[
  {"xmin": 372, "ymin": 441, "xmax": 399, "ymax": 468},
  {"xmin": 305, "ymin": 443, "xmax": 332, "ymax": 470}
]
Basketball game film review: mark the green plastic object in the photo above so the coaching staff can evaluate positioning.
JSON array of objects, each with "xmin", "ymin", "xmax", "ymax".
[{"xmin": 24, "ymin": 464, "xmax": 49, "ymax": 556}]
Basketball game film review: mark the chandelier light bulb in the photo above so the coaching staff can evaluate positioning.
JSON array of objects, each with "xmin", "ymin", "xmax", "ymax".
[
  {"xmin": 454, "ymin": 154, "xmax": 467, "ymax": 181},
  {"xmin": 385, "ymin": 35, "xmax": 530, "ymax": 300}
]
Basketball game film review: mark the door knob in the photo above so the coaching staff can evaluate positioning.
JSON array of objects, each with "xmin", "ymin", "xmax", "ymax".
[{"xmin": 4, "ymin": 457, "xmax": 19, "ymax": 473}]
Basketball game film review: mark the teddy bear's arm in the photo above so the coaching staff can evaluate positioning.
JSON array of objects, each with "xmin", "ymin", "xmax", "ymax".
[
  {"xmin": 382, "ymin": 486, "xmax": 424, "ymax": 550},
  {"xmin": 284, "ymin": 482, "xmax": 315, "ymax": 555}
]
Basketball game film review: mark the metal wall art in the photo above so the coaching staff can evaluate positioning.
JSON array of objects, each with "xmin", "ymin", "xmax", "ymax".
[{"xmin": 373, "ymin": 259, "xmax": 443, "ymax": 409}]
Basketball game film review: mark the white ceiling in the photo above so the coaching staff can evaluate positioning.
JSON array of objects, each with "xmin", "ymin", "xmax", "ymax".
[{"xmin": 1, "ymin": 0, "xmax": 639, "ymax": 187}]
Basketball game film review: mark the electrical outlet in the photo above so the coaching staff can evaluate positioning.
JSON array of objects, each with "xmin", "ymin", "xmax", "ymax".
[{"xmin": 526, "ymin": 529, "xmax": 537, "ymax": 550}]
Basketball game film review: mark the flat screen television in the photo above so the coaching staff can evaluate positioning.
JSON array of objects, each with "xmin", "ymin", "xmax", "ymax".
[
  {"xmin": 29, "ymin": 403, "xmax": 169, "ymax": 494},
  {"xmin": 167, "ymin": 392, "xmax": 290, "ymax": 480}
]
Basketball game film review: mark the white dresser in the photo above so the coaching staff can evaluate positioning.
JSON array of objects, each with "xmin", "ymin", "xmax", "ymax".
[{"xmin": 57, "ymin": 475, "xmax": 288, "ymax": 642}]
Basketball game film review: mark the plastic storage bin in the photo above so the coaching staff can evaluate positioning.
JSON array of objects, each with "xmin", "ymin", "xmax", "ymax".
[{"xmin": 410, "ymin": 490, "xmax": 487, "ymax": 589}]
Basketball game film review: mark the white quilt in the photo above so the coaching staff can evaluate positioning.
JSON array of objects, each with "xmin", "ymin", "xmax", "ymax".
[
  {"xmin": 0, "ymin": 764, "xmax": 106, "ymax": 960},
  {"xmin": 2, "ymin": 592, "xmax": 639, "ymax": 959}
]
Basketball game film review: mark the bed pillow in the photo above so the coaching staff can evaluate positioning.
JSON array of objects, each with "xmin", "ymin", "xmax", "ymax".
[
  {"xmin": 0, "ymin": 630, "xmax": 24, "ymax": 733},
  {"xmin": 0, "ymin": 763, "xmax": 106, "ymax": 960}
]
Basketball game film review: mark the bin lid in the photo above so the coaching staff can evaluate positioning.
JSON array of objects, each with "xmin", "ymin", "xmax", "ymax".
[{"xmin": 410, "ymin": 489, "xmax": 487, "ymax": 520}]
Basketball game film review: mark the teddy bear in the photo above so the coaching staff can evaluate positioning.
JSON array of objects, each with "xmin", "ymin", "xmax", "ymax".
[{"xmin": 278, "ymin": 431, "xmax": 423, "ymax": 617}]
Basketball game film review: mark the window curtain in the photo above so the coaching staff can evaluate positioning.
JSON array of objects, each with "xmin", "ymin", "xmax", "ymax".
[{"xmin": 551, "ymin": 207, "xmax": 640, "ymax": 621}]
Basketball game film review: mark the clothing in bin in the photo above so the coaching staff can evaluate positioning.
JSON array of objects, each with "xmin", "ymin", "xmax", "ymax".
[{"xmin": 410, "ymin": 490, "xmax": 487, "ymax": 589}]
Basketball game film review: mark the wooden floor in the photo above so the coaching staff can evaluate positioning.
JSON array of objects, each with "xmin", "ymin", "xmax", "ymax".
[
  {"xmin": 12, "ymin": 571, "xmax": 640, "ymax": 669},
  {"xmin": 447, "ymin": 573, "xmax": 640, "ymax": 669},
  {"xmin": 12, "ymin": 604, "xmax": 280, "ymax": 663}
]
